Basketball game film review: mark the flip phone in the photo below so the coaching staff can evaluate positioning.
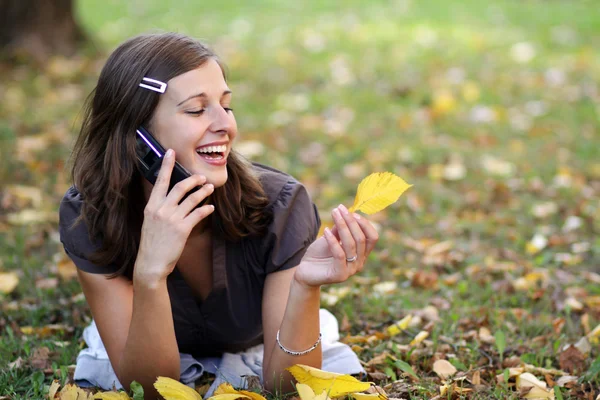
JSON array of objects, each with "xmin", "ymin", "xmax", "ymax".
[{"xmin": 135, "ymin": 126, "xmax": 205, "ymax": 206}]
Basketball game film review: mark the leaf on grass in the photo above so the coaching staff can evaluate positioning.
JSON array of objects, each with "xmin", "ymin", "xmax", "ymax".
[
  {"xmin": 296, "ymin": 383, "xmax": 330, "ymax": 400},
  {"xmin": 394, "ymin": 360, "xmax": 418, "ymax": 380},
  {"xmin": 154, "ymin": 377, "xmax": 202, "ymax": 400},
  {"xmin": 56, "ymin": 384, "xmax": 93, "ymax": 400},
  {"xmin": 516, "ymin": 373, "xmax": 555, "ymax": 399},
  {"xmin": 48, "ymin": 380, "xmax": 61, "ymax": 399},
  {"xmin": 432, "ymin": 360, "xmax": 457, "ymax": 380},
  {"xmin": 0, "ymin": 271, "xmax": 19, "ymax": 294},
  {"xmin": 348, "ymin": 172, "xmax": 412, "ymax": 215},
  {"xmin": 409, "ymin": 331, "xmax": 429, "ymax": 346},
  {"xmin": 287, "ymin": 364, "xmax": 371, "ymax": 398},
  {"xmin": 387, "ymin": 315, "xmax": 412, "ymax": 337},
  {"xmin": 212, "ymin": 382, "xmax": 264, "ymax": 400},
  {"xmin": 93, "ymin": 391, "xmax": 132, "ymax": 399},
  {"xmin": 208, "ymin": 395, "xmax": 250, "ymax": 400},
  {"xmin": 349, "ymin": 392, "xmax": 387, "ymax": 400}
]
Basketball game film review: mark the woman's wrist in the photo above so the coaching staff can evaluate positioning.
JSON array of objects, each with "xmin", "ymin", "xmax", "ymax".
[{"xmin": 292, "ymin": 267, "xmax": 322, "ymax": 292}]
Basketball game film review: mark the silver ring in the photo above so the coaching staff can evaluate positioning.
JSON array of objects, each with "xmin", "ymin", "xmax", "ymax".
[{"xmin": 346, "ymin": 255, "xmax": 358, "ymax": 263}]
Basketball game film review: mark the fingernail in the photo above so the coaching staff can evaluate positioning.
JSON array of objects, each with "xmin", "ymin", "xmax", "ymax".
[
  {"xmin": 339, "ymin": 204, "xmax": 349, "ymax": 215},
  {"xmin": 353, "ymin": 213, "xmax": 361, "ymax": 220},
  {"xmin": 206, "ymin": 184, "xmax": 214, "ymax": 191},
  {"xmin": 324, "ymin": 227, "xmax": 331, "ymax": 236},
  {"xmin": 165, "ymin": 149, "xmax": 173, "ymax": 157},
  {"xmin": 332, "ymin": 208, "xmax": 341, "ymax": 218}
]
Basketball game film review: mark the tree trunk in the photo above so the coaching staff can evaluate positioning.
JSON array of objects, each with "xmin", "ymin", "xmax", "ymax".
[{"xmin": 0, "ymin": 0, "xmax": 86, "ymax": 62}]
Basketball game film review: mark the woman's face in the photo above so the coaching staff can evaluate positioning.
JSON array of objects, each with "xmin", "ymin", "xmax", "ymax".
[{"xmin": 149, "ymin": 59, "xmax": 237, "ymax": 188}]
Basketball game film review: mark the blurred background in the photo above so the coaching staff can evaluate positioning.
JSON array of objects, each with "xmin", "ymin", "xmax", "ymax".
[{"xmin": 0, "ymin": 0, "xmax": 599, "ymax": 398}]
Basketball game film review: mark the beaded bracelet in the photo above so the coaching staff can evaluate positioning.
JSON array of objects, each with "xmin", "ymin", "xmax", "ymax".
[{"xmin": 276, "ymin": 330, "xmax": 322, "ymax": 356}]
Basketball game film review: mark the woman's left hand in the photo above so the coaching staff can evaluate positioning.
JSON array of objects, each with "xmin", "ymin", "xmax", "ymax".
[{"xmin": 294, "ymin": 204, "xmax": 379, "ymax": 288}]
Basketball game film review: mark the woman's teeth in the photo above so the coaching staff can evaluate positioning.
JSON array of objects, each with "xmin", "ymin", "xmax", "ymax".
[{"xmin": 197, "ymin": 145, "xmax": 227, "ymax": 154}]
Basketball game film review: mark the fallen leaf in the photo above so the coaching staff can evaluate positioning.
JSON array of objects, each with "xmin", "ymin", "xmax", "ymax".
[
  {"xmin": 93, "ymin": 391, "xmax": 132, "ymax": 399},
  {"xmin": 296, "ymin": 383, "xmax": 329, "ymax": 400},
  {"xmin": 0, "ymin": 271, "xmax": 19, "ymax": 294},
  {"xmin": 516, "ymin": 373, "xmax": 554, "ymax": 399},
  {"xmin": 555, "ymin": 376, "xmax": 578, "ymax": 387},
  {"xmin": 57, "ymin": 384, "xmax": 94, "ymax": 400},
  {"xmin": 209, "ymin": 395, "xmax": 249, "ymax": 400},
  {"xmin": 349, "ymin": 393, "xmax": 387, "ymax": 400},
  {"xmin": 387, "ymin": 315, "xmax": 412, "ymax": 337},
  {"xmin": 287, "ymin": 364, "xmax": 371, "ymax": 398},
  {"xmin": 29, "ymin": 346, "xmax": 51, "ymax": 369},
  {"xmin": 348, "ymin": 172, "xmax": 412, "ymax": 215},
  {"xmin": 410, "ymin": 331, "xmax": 429, "ymax": 346},
  {"xmin": 432, "ymin": 360, "xmax": 457, "ymax": 380},
  {"xmin": 49, "ymin": 380, "xmax": 61, "ymax": 399},
  {"xmin": 154, "ymin": 376, "xmax": 202, "ymax": 400},
  {"xmin": 213, "ymin": 382, "xmax": 265, "ymax": 400},
  {"xmin": 558, "ymin": 345, "xmax": 586, "ymax": 374}
]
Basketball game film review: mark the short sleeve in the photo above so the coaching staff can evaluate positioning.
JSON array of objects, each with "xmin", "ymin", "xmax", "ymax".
[
  {"xmin": 58, "ymin": 186, "xmax": 120, "ymax": 275},
  {"xmin": 263, "ymin": 181, "xmax": 321, "ymax": 274}
]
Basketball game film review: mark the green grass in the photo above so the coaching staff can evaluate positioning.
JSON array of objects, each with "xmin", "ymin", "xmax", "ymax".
[{"xmin": 1, "ymin": 0, "xmax": 599, "ymax": 398}]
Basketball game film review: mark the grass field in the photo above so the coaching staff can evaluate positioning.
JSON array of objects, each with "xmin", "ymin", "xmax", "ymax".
[{"xmin": 1, "ymin": 0, "xmax": 599, "ymax": 398}]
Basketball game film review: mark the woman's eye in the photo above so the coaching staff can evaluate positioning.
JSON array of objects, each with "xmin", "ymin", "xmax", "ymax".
[
  {"xmin": 223, "ymin": 107, "xmax": 233, "ymax": 113},
  {"xmin": 186, "ymin": 109, "xmax": 205, "ymax": 115}
]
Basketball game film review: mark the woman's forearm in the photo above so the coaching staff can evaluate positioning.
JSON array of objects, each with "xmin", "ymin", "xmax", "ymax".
[
  {"xmin": 117, "ymin": 277, "xmax": 180, "ymax": 397},
  {"xmin": 263, "ymin": 275, "xmax": 322, "ymax": 394}
]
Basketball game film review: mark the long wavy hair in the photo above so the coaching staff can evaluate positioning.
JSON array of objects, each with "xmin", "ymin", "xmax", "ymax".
[{"xmin": 69, "ymin": 32, "xmax": 271, "ymax": 278}]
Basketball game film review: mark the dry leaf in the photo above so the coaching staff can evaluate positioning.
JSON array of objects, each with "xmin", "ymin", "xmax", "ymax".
[
  {"xmin": 387, "ymin": 315, "xmax": 412, "ymax": 337},
  {"xmin": 213, "ymin": 382, "xmax": 265, "ymax": 400},
  {"xmin": 516, "ymin": 373, "xmax": 554, "ymax": 399},
  {"xmin": 432, "ymin": 360, "xmax": 457, "ymax": 380},
  {"xmin": 410, "ymin": 331, "xmax": 429, "ymax": 346},
  {"xmin": 287, "ymin": 364, "xmax": 371, "ymax": 398},
  {"xmin": 296, "ymin": 384, "xmax": 330, "ymax": 400},
  {"xmin": 349, "ymin": 393, "xmax": 387, "ymax": 400},
  {"xmin": 0, "ymin": 271, "xmax": 19, "ymax": 294},
  {"xmin": 93, "ymin": 391, "xmax": 132, "ymax": 399},
  {"xmin": 154, "ymin": 376, "xmax": 203, "ymax": 400},
  {"xmin": 49, "ymin": 380, "xmax": 61, "ymax": 399},
  {"xmin": 57, "ymin": 384, "xmax": 93, "ymax": 400},
  {"xmin": 208, "ymin": 395, "xmax": 250, "ymax": 400},
  {"xmin": 348, "ymin": 172, "xmax": 412, "ymax": 215}
]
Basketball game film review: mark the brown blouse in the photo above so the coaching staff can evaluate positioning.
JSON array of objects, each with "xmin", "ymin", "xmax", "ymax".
[{"xmin": 58, "ymin": 163, "xmax": 321, "ymax": 357}]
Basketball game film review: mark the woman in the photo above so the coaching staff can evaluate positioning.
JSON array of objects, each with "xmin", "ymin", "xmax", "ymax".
[{"xmin": 59, "ymin": 32, "xmax": 378, "ymax": 398}]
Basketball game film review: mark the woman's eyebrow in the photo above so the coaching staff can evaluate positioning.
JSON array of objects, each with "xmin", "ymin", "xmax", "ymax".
[{"xmin": 177, "ymin": 90, "xmax": 232, "ymax": 106}]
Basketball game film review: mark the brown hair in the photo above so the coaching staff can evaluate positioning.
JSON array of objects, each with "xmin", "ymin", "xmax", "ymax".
[{"xmin": 69, "ymin": 32, "xmax": 271, "ymax": 278}]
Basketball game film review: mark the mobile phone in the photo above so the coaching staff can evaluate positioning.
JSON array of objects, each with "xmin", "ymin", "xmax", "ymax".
[{"xmin": 135, "ymin": 126, "xmax": 205, "ymax": 206}]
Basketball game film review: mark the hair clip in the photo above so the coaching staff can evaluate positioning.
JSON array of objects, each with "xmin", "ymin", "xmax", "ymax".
[{"xmin": 139, "ymin": 77, "xmax": 167, "ymax": 93}]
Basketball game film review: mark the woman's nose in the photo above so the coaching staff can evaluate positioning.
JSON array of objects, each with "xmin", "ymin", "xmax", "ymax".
[{"xmin": 208, "ymin": 106, "xmax": 233, "ymax": 135}]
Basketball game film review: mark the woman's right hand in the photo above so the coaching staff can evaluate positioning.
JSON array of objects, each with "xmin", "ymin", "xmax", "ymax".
[{"xmin": 135, "ymin": 149, "xmax": 215, "ymax": 286}]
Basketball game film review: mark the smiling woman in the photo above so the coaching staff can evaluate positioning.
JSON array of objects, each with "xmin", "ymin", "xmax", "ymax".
[{"xmin": 58, "ymin": 32, "xmax": 379, "ymax": 399}]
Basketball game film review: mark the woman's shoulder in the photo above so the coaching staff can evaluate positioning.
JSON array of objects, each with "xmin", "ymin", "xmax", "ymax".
[
  {"xmin": 59, "ymin": 185, "xmax": 84, "ymax": 224},
  {"xmin": 251, "ymin": 162, "xmax": 304, "ymax": 205}
]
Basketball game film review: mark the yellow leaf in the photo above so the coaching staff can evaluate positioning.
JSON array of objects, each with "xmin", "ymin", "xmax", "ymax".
[
  {"xmin": 410, "ymin": 331, "xmax": 429, "ymax": 346},
  {"xmin": 0, "ymin": 271, "xmax": 19, "ymax": 294},
  {"xmin": 212, "ymin": 382, "xmax": 264, "ymax": 400},
  {"xmin": 154, "ymin": 376, "xmax": 203, "ymax": 400},
  {"xmin": 57, "ymin": 384, "xmax": 93, "ymax": 400},
  {"xmin": 208, "ymin": 395, "xmax": 250, "ymax": 400},
  {"xmin": 348, "ymin": 173, "xmax": 412, "ymax": 215},
  {"xmin": 93, "ymin": 391, "xmax": 132, "ymax": 400},
  {"xmin": 387, "ymin": 315, "xmax": 412, "ymax": 337},
  {"xmin": 49, "ymin": 380, "xmax": 61, "ymax": 399},
  {"xmin": 287, "ymin": 364, "xmax": 371, "ymax": 398},
  {"xmin": 296, "ymin": 384, "xmax": 330, "ymax": 400},
  {"xmin": 349, "ymin": 392, "xmax": 387, "ymax": 400}
]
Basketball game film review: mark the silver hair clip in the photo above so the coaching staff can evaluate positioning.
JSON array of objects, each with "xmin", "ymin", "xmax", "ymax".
[{"xmin": 139, "ymin": 77, "xmax": 167, "ymax": 93}]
